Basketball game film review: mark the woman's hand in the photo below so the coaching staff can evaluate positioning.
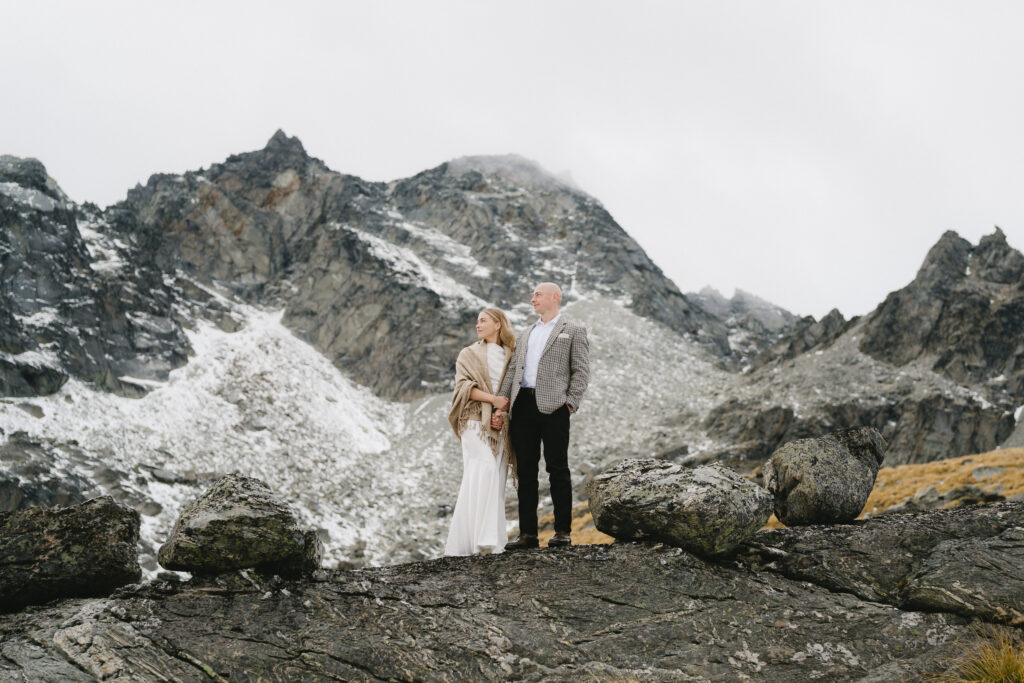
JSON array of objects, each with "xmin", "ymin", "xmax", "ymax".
[
  {"xmin": 491, "ymin": 410, "xmax": 504, "ymax": 430},
  {"xmin": 491, "ymin": 395, "xmax": 510, "ymax": 412}
]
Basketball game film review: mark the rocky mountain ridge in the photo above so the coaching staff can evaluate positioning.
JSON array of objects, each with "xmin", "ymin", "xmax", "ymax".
[
  {"xmin": 687, "ymin": 228, "xmax": 1024, "ymax": 469},
  {"xmin": 15, "ymin": 131, "xmax": 729, "ymax": 401}
]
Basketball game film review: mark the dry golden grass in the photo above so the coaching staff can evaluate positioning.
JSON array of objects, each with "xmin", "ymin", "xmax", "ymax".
[
  {"xmin": 862, "ymin": 447, "xmax": 1024, "ymax": 517},
  {"xmin": 925, "ymin": 624, "xmax": 1024, "ymax": 682},
  {"xmin": 512, "ymin": 503, "xmax": 615, "ymax": 547},
  {"xmin": 766, "ymin": 447, "xmax": 1024, "ymax": 529}
]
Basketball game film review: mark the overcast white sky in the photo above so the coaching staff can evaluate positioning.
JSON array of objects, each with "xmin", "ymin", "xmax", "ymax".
[{"xmin": 4, "ymin": 1, "xmax": 1022, "ymax": 318}]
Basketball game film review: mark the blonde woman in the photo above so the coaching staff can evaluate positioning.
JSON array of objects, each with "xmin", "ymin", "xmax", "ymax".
[{"xmin": 445, "ymin": 308, "xmax": 516, "ymax": 555}]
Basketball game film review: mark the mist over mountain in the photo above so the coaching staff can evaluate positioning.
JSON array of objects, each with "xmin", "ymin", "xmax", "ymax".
[{"xmin": 1, "ymin": 132, "xmax": 1022, "ymax": 572}]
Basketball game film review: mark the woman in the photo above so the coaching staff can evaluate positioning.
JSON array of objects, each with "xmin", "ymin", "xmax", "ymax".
[{"xmin": 444, "ymin": 308, "xmax": 516, "ymax": 556}]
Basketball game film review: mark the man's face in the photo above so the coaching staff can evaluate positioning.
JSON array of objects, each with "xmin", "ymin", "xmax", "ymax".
[{"xmin": 531, "ymin": 286, "xmax": 558, "ymax": 316}]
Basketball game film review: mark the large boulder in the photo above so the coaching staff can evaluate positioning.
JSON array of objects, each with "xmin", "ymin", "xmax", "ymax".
[
  {"xmin": 157, "ymin": 473, "xmax": 322, "ymax": 575},
  {"xmin": 0, "ymin": 496, "xmax": 140, "ymax": 611},
  {"xmin": 764, "ymin": 426, "xmax": 886, "ymax": 526},
  {"xmin": 587, "ymin": 459, "xmax": 772, "ymax": 556}
]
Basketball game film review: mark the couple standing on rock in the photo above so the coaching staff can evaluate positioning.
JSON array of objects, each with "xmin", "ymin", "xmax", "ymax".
[{"xmin": 445, "ymin": 282, "xmax": 590, "ymax": 555}]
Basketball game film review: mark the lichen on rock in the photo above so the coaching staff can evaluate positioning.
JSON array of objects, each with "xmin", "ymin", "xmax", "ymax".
[
  {"xmin": 157, "ymin": 473, "xmax": 322, "ymax": 576},
  {"xmin": 587, "ymin": 459, "xmax": 772, "ymax": 556}
]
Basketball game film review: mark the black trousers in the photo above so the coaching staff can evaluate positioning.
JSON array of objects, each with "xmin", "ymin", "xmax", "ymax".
[{"xmin": 510, "ymin": 389, "xmax": 572, "ymax": 535}]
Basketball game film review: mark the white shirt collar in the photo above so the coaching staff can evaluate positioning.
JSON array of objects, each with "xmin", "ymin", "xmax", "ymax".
[{"xmin": 534, "ymin": 313, "xmax": 561, "ymax": 329}]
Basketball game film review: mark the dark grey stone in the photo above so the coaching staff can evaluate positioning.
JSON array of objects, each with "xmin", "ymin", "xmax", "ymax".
[
  {"xmin": 737, "ymin": 500, "xmax": 1024, "ymax": 625},
  {"xmin": 0, "ymin": 496, "xmax": 140, "ymax": 611},
  {"xmin": 764, "ymin": 427, "xmax": 886, "ymax": 526}
]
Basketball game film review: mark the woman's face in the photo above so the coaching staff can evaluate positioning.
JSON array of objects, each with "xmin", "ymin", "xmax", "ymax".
[{"xmin": 476, "ymin": 312, "xmax": 501, "ymax": 341}]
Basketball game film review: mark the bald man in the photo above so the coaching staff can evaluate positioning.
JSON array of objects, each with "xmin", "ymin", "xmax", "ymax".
[{"xmin": 495, "ymin": 282, "xmax": 590, "ymax": 549}]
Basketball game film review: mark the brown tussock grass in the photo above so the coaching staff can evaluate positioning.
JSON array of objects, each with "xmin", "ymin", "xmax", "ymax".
[{"xmin": 924, "ymin": 623, "xmax": 1024, "ymax": 682}]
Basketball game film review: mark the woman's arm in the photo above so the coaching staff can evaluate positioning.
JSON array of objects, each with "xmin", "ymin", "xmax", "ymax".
[{"xmin": 470, "ymin": 387, "xmax": 510, "ymax": 411}]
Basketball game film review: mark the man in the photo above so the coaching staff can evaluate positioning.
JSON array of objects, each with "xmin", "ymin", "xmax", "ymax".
[{"xmin": 493, "ymin": 282, "xmax": 590, "ymax": 549}]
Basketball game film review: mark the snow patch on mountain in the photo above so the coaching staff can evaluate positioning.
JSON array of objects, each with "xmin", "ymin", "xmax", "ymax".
[
  {"xmin": 0, "ymin": 306, "xmax": 415, "ymax": 573},
  {"xmin": 0, "ymin": 182, "xmax": 62, "ymax": 212},
  {"xmin": 77, "ymin": 215, "xmax": 128, "ymax": 273},
  {"xmin": 396, "ymin": 219, "xmax": 492, "ymax": 278},
  {"xmin": 340, "ymin": 223, "xmax": 488, "ymax": 311}
]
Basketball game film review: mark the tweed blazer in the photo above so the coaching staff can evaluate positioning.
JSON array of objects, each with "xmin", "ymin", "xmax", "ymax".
[{"xmin": 499, "ymin": 315, "xmax": 590, "ymax": 415}]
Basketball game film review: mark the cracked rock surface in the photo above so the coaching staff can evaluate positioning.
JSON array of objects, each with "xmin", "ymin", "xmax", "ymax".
[
  {"xmin": 737, "ymin": 500, "xmax": 1024, "ymax": 626},
  {"xmin": 4, "ymin": 503, "xmax": 1022, "ymax": 680}
]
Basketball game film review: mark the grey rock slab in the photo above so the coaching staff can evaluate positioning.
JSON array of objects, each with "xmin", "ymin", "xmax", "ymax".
[
  {"xmin": 158, "ymin": 473, "xmax": 321, "ymax": 575},
  {"xmin": 0, "ymin": 496, "xmax": 141, "ymax": 611},
  {"xmin": 764, "ymin": 427, "xmax": 886, "ymax": 525},
  {"xmin": 587, "ymin": 459, "xmax": 772, "ymax": 556},
  {"xmin": 883, "ymin": 484, "xmax": 1005, "ymax": 515},
  {"xmin": 737, "ymin": 500, "xmax": 1024, "ymax": 625},
  {"xmin": 901, "ymin": 525, "xmax": 1024, "ymax": 625},
  {"xmin": 0, "ymin": 543, "xmax": 972, "ymax": 681}
]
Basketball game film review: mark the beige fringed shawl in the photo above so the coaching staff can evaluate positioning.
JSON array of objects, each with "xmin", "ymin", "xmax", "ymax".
[{"xmin": 448, "ymin": 341, "xmax": 515, "ymax": 476}]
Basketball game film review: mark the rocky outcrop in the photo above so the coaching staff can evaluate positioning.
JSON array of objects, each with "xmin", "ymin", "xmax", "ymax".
[
  {"xmin": 0, "ymin": 156, "xmax": 190, "ymax": 398},
  {"xmin": 0, "ymin": 496, "xmax": 140, "ymax": 611},
  {"xmin": 3, "ymin": 502, "xmax": 1022, "ymax": 680},
  {"xmin": 587, "ymin": 459, "xmax": 772, "ymax": 555},
  {"xmin": 689, "ymin": 229, "xmax": 1022, "ymax": 469},
  {"xmin": 697, "ymin": 290, "xmax": 1017, "ymax": 468},
  {"xmin": 738, "ymin": 500, "xmax": 1024, "ymax": 625},
  {"xmin": 748, "ymin": 308, "xmax": 849, "ymax": 371},
  {"xmin": 158, "ymin": 473, "xmax": 322, "ymax": 576},
  {"xmin": 95, "ymin": 137, "xmax": 731, "ymax": 400},
  {"xmin": 689, "ymin": 287, "xmax": 801, "ymax": 367},
  {"xmin": 860, "ymin": 228, "xmax": 1024, "ymax": 403},
  {"xmin": 0, "ymin": 433, "xmax": 91, "ymax": 513},
  {"xmin": 880, "ymin": 483, "xmax": 1006, "ymax": 515},
  {"xmin": 764, "ymin": 427, "xmax": 886, "ymax": 525},
  {"xmin": 0, "ymin": 431, "xmax": 218, "ymax": 575}
]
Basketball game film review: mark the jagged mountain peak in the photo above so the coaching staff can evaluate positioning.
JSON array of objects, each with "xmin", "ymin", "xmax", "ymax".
[
  {"xmin": 239, "ymin": 129, "xmax": 320, "ymax": 173},
  {"xmin": 859, "ymin": 228, "xmax": 1024, "ymax": 399},
  {"xmin": 0, "ymin": 155, "xmax": 70, "ymax": 208},
  {"xmin": 902, "ymin": 227, "xmax": 1021, "ymax": 291},
  {"xmin": 262, "ymin": 128, "xmax": 310, "ymax": 159},
  {"xmin": 973, "ymin": 226, "xmax": 1024, "ymax": 284},
  {"xmin": 915, "ymin": 229, "xmax": 972, "ymax": 287}
]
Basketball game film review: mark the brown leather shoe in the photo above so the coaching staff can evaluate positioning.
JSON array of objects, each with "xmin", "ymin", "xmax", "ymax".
[
  {"xmin": 547, "ymin": 531, "xmax": 572, "ymax": 547},
  {"xmin": 506, "ymin": 533, "xmax": 539, "ymax": 550}
]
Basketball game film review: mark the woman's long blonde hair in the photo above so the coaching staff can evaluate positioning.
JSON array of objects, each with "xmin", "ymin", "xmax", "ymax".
[{"xmin": 481, "ymin": 308, "xmax": 516, "ymax": 351}]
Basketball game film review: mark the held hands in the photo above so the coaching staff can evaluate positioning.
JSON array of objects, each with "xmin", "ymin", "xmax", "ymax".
[
  {"xmin": 491, "ymin": 395, "xmax": 510, "ymax": 412},
  {"xmin": 490, "ymin": 410, "xmax": 504, "ymax": 430}
]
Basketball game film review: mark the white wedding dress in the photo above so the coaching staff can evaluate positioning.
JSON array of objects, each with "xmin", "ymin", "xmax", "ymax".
[{"xmin": 444, "ymin": 342, "xmax": 509, "ymax": 556}]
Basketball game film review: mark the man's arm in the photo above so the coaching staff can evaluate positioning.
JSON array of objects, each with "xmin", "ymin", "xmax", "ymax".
[
  {"xmin": 498, "ymin": 358, "xmax": 516, "ymax": 399},
  {"xmin": 493, "ymin": 338, "xmax": 522, "ymax": 429},
  {"xmin": 565, "ymin": 325, "xmax": 590, "ymax": 412},
  {"xmin": 498, "ymin": 334, "xmax": 523, "ymax": 399}
]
